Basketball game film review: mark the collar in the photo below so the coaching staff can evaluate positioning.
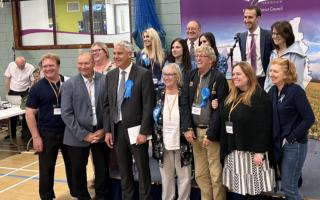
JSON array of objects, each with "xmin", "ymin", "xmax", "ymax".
[
  {"xmin": 81, "ymin": 72, "xmax": 96, "ymax": 83},
  {"xmin": 198, "ymin": 67, "xmax": 212, "ymax": 78},
  {"xmin": 187, "ymin": 38, "xmax": 199, "ymax": 45},
  {"xmin": 248, "ymin": 26, "xmax": 260, "ymax": 36},
  {"xmin": 119, "ymin": 62, "xmax": 133, "ymax": 75}
]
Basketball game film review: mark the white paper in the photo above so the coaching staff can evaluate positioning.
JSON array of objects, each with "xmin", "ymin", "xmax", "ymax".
[{"xmin": 127, "ymin": 125, "xmax": 152, "ymax": 145}]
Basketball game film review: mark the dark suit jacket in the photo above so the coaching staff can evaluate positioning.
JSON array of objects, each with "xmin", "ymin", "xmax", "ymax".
[
  {"xmin": 61, "ymin": 73, "xmax": 105, "ymax": 147},
  {"xmin": 103, "ymin": 64, "xmax": 155, "ymax": 140},
  {"xmin": 183, "ymin": 68, "xmax": 229, "ymax": 141},
  {"xmin": 238, "ymin": 28, "xmax": 273, "ymax": 73}
]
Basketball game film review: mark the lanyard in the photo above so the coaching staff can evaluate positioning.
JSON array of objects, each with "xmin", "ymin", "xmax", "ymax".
[
  {"xmin": 47, "ymin": 78, "xmax": 61, "ymax": 105},
  {"xmin": 228, "ymin": 97, "xmax": 241, "ymax": 121},
  {"xmin": 165, "ymin": 93, "xmax": 178, "ymax": 121}
]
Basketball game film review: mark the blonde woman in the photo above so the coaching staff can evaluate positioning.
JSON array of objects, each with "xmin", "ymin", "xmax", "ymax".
[
  {"xmin": 135, "ymin": 28, "xmax": 166, "ymax": 86},
  {"xmin": 219, "ymin": 62, "xmax": 276, "ymax": 199},
  {"xmin": 90, "ymin": 42, "xmax": 115, "ymax": 74},
  {"xmin": 152, "ymin": 63, "xmax": 192, "ymax": 200}
]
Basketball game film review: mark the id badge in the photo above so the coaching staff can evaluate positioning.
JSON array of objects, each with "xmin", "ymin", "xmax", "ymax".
[
  {"xmin": 191, "ymin": 104, "xmax": 201, "ymax": 115},
  {"xmin": 225, "ymin": 121, "xmax": 233, "ymax": 134},
  {"xmin": 153, "ymin": 78, "xmax": 158, "ymax": 84},
  {"xmin": 163, "ymin": 124, "xmax": 176, "ymax": 135},
  {"xmin": 53, "ymin": 105, "xmax": 61, "ymax": 115}
]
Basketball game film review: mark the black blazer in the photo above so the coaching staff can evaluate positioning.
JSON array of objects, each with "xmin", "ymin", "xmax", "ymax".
[
  {"xmin": 183, "ymin": 68, "xmax": 229, "ymax": 141},
  {"xmin": 103, "ymin": 64, "xmax": 155, "ymax": 140},
  {"xmin": 238, "ymin": 28, "xmax": 273, "ymax": 73}
]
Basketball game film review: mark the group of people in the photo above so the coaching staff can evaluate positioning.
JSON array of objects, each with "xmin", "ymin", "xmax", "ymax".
[{"xmin": 2, "ymin": 4, "xmax": 315, "ymax": 200}]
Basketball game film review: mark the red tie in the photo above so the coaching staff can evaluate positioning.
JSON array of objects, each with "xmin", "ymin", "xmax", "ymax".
[{"xmin": 250, "ymin": 34, "xmax": 257, "ymax": 73}]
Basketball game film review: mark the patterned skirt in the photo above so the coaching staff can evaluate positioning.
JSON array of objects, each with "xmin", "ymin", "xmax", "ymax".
[{"xmin": 223, "ymin": 150, "xmax": 276, "ymax": 195}]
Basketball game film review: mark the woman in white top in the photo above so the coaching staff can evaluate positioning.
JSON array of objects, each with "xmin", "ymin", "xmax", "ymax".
[{"xmin": 152, "ymin": 63, "xmax": 193, "ymax": 200}]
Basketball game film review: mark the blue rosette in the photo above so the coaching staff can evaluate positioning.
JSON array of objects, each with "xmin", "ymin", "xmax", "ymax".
[
  {"xmin": 153, "ymin": 105, "xmax": 161, "ymax": 125},
  {"xmin": 200, "ymin": 88, "xmax": 210, "ymax": 108},
  {"xmin": 124, "ymin": 80, "xmax": 134, "ymax": 99},
  {"xmin": 141, "ymin": 54, "xmax": 150, "ymax": 66}
]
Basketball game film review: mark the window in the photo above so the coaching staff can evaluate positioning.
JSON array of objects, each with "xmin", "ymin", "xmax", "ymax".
[{"xmin": 12, "ymin": 0, "xmax": 131, "ymax": 50}]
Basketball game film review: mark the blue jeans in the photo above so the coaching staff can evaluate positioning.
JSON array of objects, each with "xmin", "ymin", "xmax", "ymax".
[{"xmin": 281, "ymin": 142, "xmax": 307, "ymax": 200}]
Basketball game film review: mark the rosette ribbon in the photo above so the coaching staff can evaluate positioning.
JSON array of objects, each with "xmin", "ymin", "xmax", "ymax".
[
  {"xmin": 200, "ymin": 87, "xmax": 210, "ymax": 108},
  {"xmin": 141, "ymin": 54, "xmax": 150, "ymax": 66},
  {"xmin": 124, "ymin": 80, "xmax": 134, "ymax": 99},
  {"xmin": 153, "ymin": 105, "xmax": 161, "ymax": 125}
]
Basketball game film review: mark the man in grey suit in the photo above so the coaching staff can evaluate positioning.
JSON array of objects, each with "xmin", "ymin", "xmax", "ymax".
[
  {"xmin": 61, "ymin": 52, "xmax": 109, "ymax": 200},
  {"xmin": 104, "ymin": 41, "xmax": 155, "ymax": 200},
  {"xmin": 238, "ymin": 5, "xmax": 273, "ymax": 87}
]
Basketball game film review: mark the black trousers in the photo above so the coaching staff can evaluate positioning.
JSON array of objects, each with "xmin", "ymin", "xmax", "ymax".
[
  {"xmin": 114, "ymin": 122, "xmax": 151, "ymax": 200},
  {"xmin": 66, "ymin": 142, "xmax": 110, "ymax": 200},
  {"xmin": 8, "ymin": 89, "xmax": 29, "ymax": 137},
  {"xmin": 38, "ymin": 132, "xmax": 73, "ymax": 200}
]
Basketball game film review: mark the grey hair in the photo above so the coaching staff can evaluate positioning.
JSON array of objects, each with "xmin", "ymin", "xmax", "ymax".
[
  {"xmin": 162, "ymin": 63, "xmax": 183, "ymax": 87},
  {"xmin": 195, "ymin": 45, "xmax": 216, "ymax": 62},
  {"xmin": 114, "ymin": 40, "xmax": 133, "ymax": 53}
]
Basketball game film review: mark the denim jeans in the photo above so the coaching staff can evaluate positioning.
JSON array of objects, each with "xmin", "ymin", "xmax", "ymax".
[{"xmin": 281, "ymin": 142, "xmax": 307, "ymax": 200}]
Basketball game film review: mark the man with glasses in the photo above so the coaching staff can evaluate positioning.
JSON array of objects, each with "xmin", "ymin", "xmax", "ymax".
[
  {"xmin": 238, "ymin": 5, "xmax": 273, "ymax": 88},
  {"xmin": 4, "ymin": 56, "xmax": 34, "ymax": 139},
  {"xmin": 183, "ymin": 45, "xmax": 229, "ymax": 200},
  {"xmin": 185, "ymin": 20, "xmax": 202, "ymax": 62}
]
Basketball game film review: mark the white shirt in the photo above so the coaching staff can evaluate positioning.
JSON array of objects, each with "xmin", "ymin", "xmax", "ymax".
[
  {"xmin": 187, "ymin": 38, "xmax": 199, "ymax": 52},
  {"xmin": 82, "ymin": 74, "xmax": 97, "ymax": 126},
  {"xmin": 246, "ymin": 27, "xmax": 265, "ymax": 77},
  {"xmin": 163, "ymin": 94, "xmax": 180, "ymax": 150},
  {"xmin": 117, "ymin": 62, "xmax": 133, "ymax": 121},
  {"xmin": 4, "ymin": 61, "xmax": 35, "ymax": 92}
]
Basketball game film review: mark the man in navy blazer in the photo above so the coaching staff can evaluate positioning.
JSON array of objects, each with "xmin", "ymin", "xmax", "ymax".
[
  {"xmin": 238, "ymin": 5, "xmax": 273, "ymax": 87},
  {"xmin": 61, "ymin": 52, "xmax": 109, "ymax": 200},
  {"xmin": 104, "ymin": 41, "xmax": 155, "ymax": 200}
]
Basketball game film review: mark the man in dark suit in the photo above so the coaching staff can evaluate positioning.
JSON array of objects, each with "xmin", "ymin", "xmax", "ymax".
[
  {"xmin": 61, "ymin": 52, "xmax": 109, "ymax": 200},
  {"xmin": 104, "ymin": 40, "xmax": 155, "ymax": 200},
  {"xmin": 185, "ymin": 20, "xmax": 202, "ymax": 62},
  {"xmin": 238, "ymin": 5, "xmax": 273, "ymax": 87}
]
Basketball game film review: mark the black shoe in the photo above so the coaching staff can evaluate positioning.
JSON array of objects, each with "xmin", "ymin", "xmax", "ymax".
[{"xmin": 4, "ymin": 135, "xmax": 16, "ymax": 139}]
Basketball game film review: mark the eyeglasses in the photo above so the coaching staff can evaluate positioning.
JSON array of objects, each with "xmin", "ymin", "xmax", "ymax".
[
  {"xmin": 162, "ymin": 73, "xmax": 176, "ymax": 77},
  {"xmin": 89, "ymin": 49, "xmax": 103, "ymax": 54},
  {"xmin": 195, "ymin": 54, "xmax": 209, "ymax": 59}
]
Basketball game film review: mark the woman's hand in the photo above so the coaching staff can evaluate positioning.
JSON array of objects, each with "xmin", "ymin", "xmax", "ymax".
[
  {"xmin": 211, "ymin": 99, "xmax": 218, "ymax": 110},
  {"xmin": 253, "ymin": 153, "xmax": 264, "ymax": 166}
]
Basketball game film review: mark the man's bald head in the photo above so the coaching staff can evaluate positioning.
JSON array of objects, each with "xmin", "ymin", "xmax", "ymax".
[{"xmin": 15, "ymin": 56, "xmax": 26, "ymax": 70}]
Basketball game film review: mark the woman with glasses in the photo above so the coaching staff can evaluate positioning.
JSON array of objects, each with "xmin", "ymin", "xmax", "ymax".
[
  {"xmin": 264, "ymin": 21, "xmax": 306, "ymax": 92},
  {"xmin": 152, "ymin": 63, "xmax": 193, "ymax": 200},
  {"xmin": 268, "ymin": 58, "xmax": 315, "ymax": 200},
  {"xmin": 199, "ymin": 32, "xmax": 228, "ymax": 75},
  {"xmin": 136, "ymin": 28, "xmax": 166, "ymax": 87},
  {"xmin": 90, "ymin": 42, "xmax": 115, "ymax": 74},
  {"xmin": 167, "ymin": 38, "xmax": 196, "ymax": 81},
  {"xmin": 218, "ymin": 62, "xmax": 276, "ymax": 199}
]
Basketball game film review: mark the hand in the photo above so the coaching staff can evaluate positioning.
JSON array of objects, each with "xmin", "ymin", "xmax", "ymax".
[
  {"xmin": 136, "ymin": 134, "xmax": 147, "ymax": 145},
  {"xmin": 184, "ymin": 130, "xmax": 196, "ymax": 144},
  {"xmin": 83, "ymin": 132, "xmax": 96, "ymax": 143},
  {"xmin": 211, "ymin": 99, "xmax": 218, "ymax": 110},
  {"xmin": 202, "ymin": 137, "xmax": 212, "ymax": 148},
  {"xmin": 105, "ymin": 133, "xmax": 113, "ymax": 148},
  {"xmin": 253, "ymin": 153, "xmax": 264, "ymax": 166},
  {"xmin": 33, "ymin": 136, "xmax": 43, "ymax": 152},
  {"xmin": 92, "ymin": 129, "xmax": 105, "ymax": 142}
]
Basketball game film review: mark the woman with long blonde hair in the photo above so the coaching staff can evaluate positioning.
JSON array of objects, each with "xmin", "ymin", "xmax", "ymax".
[
  {"xmin": 219, "ymin": 61, "xmax": 276, "ymax": 199},
  {"xmin": 136, "ymin": 28, "xmax": 166, "ymax": 87}
]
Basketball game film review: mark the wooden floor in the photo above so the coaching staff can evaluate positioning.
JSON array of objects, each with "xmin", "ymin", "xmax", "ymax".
[{"xmin": 0, "ymin": 150, "xmax": 94, "ymax": 200}]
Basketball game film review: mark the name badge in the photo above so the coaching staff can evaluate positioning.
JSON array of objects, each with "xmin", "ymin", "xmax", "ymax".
[
  {"xmin": 163, "ymin": 124, "xmax": 177, "ymax": 135},
  {"xmin": 225, "ymin": 121, "xmax": 233, "ymax": 134},
  {"xmin": 191, "ymin": 104, "xmax": 201, "ymax": 115},
  {"xmin": 153, "ymin": 78, "xmax": 158, "ymax": 84},
  {"xmin": 53, "ymin": 105, "xmax": 61, "ymax": 115}
]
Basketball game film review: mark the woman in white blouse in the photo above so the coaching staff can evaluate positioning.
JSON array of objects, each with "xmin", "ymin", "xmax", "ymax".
[{"xmin": 152, "ymin": 63, "xmax": 193, "ymax": 200}]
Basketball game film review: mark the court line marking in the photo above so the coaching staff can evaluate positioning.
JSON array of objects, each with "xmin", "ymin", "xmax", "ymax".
[
  {"xmin": 0, "ymin": 166, "xmax": 38, "ymax": 173},
  {"xmin": 0, "ymin": 160, "xmax": 39, "ymax": 180},
  {"xmin": 0, "ymin": 161, "xmax": 65, "ymax": 193}
]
